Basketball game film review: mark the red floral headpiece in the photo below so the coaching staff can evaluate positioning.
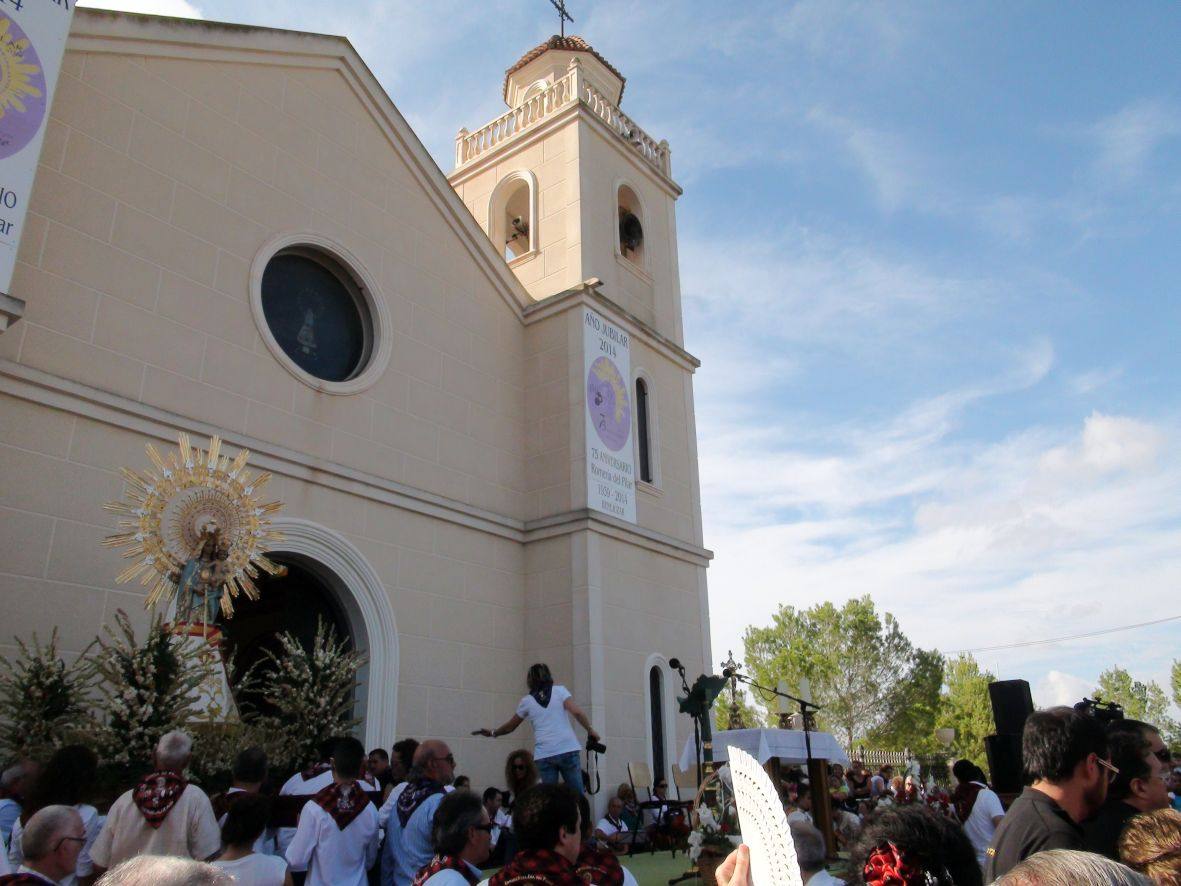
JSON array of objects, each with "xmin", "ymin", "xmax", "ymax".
[{"xmin": 863, "ymin": 842, "xmax": 926, "ymax": 885}]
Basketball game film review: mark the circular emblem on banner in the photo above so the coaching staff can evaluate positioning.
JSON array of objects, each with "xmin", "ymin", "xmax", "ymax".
[
  {"xmin": 586, "ymin": 355, "xmax": 631, "ymax": 452},
  {"xmin": 0, "ymin": 12, "xmax": 47, "ymax": 160}
]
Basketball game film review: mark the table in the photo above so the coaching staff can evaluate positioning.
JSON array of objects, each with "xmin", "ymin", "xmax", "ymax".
[
  {"xmin": 679, "ymin": 728, "xmax": 849, "ymax": 859},
  {"xmin": 678, "ymin": 727, "xmax": 850, "ymax": 772}
]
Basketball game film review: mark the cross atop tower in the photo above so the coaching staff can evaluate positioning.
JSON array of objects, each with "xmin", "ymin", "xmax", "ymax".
[{"xmin": 548, "ymin": 0, "xmax": 574, "ymax": 38}]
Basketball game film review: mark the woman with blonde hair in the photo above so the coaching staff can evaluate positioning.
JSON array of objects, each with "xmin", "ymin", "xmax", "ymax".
[
  {"xmin": 504, "ymin": 749, "xmax": 538, "ymax": 809},
  {"xmin": 492, "ymin": 750, "xmax": 538, "ymax": 866},
  {"xmin": 1120, "ymin": 807, "xmax": 1181, "ymax": 885}
]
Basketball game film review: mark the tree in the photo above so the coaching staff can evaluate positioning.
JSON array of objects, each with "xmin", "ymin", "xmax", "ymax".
[
  {"xmin": 1172, "ymin": 659, "xmax": 1180, "ymax": 709},
  {"xmin": 742, "ymin": 596, "xmax": 927, "ymax": 748},
  {"xmin": 866, "ymin": 648, "xmax": 945, "ymax": 754},
  {"xmin": 713, "ymin": 689, "xmax": 767, "ymax": 732},
  {"xmin": 936, "ymin": 655, "xmax": 996, "ymax": 766},
  {"xmin": 1094, "ymin": 667, "xmax": 1179, "ymax": 740}
]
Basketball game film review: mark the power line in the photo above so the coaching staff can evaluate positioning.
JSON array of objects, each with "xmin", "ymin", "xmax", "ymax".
[{"xmin": 943, "ymin": 614, "xmax": 1181, "ymax": 656}]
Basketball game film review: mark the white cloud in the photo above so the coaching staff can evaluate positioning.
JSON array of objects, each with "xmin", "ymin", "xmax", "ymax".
[
  {"xmin": 1091, "ymin": 98, "xmax": 1181, "ymax": 184},
  {"xmin": 701, "ymin": 353, "xmax": 1181, "ymax": 698},
  {"xmin": 1068, "ymin": 366, "xmax": 1123, "ymax": 396},
  {"xmin": 806, "ymin": 108, "xmax": 942, "ymax": 214},
  {"xmin": 1035, "ymin": 671, "xmax": 1094, "ymax": 708},
  {"xmin": 78, "ymin": 0, "xmax": 203, "ymax": 18}
]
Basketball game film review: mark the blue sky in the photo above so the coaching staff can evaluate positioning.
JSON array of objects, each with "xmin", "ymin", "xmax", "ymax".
[{"xmin": 85, "ymin": 1, "xmax": 1181, "ymax": 710}]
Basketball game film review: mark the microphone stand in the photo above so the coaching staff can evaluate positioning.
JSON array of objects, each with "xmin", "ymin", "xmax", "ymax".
[
  {"xmin": 729, "ymin": 672, "xmax": 836, "ymax": 857},
  {"xmin": 729, "ymin": 672, "xmax": 822, "ymax": 766},
  {"xmin": 671, "ymin": 662, "xmax": 704, "ymax": 785}
]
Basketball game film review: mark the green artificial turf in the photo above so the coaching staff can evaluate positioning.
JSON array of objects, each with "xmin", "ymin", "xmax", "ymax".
[{"xmin": 620, "ymin": 849, "xmax": 700, "ymax": 886}]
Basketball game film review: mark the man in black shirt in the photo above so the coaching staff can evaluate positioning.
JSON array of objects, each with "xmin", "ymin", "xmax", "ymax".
[
  {"xmin": 1082, "ymin": 719, "xmax": 1171, "ymax": 859},
  {"xmin": 985, "ymin": 706, "xmax": 1112, "ymax": 881}
]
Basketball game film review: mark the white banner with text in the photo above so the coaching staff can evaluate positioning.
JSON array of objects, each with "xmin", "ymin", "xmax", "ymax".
[
  {"xmin": 583, "ymin": 307, "xmax": 636, "ymax": 524},
  {"xmin": 0, "ymin": 0, "xmax": 76, "ymax": 295}
]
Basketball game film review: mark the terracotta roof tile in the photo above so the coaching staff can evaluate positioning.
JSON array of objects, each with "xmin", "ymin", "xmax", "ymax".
[{"xmin": 503, "ymin": 35, "xmax": 626, "ymax": 103}]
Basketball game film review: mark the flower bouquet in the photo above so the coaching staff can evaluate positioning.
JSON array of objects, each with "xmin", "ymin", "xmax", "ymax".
[{"xmin": 688, "ymin": 804, "xmax": 738, "ymax": 884}]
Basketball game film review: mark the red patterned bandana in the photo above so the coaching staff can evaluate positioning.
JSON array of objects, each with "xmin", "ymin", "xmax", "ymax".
[
  {"xmin": 863, "ymin": 841, "xmax": 928, "ymax": 886},
  {"xmin": 413, "ymin": 854, "xmax": 479, "ymax": 886},
  {"xmin": 133, "ymin": 770, "xmax": 188, "ymax": 829},
  {"xmin": 951, "ymin": 781, "xmax": 984, "ymax": 823},
  {"xmin": 313, "ymin": 780, "xmax": 369, "ymax": 830},
  {"xmin": 490, "ymin": 848, "xmax": 583, "ymax": 886},
  {"xmin": 575, "ymin": 843, "xmax": 623, "ymax": 886},
  {"xmin": 397, "ymin": 778, "xmax": 445, "ymax": 828}
]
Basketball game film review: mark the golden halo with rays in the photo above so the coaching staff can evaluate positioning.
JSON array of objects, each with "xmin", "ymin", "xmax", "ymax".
[
  {"xmin": 102, "ymin": 433, "xmax": 285, "ymax": 618},
  {"xmin": 0, "ymin": 17, "xmax": 42, "ymax": 119}
]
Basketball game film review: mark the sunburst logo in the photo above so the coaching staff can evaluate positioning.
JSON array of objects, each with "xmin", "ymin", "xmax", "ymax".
[
  {"xmin": 0, "ymin": 11, "xmax": 46, "ymax": 159},
  {"xmin": 0, "ymin": 17, "xmax": 41, "ymax": 119}
]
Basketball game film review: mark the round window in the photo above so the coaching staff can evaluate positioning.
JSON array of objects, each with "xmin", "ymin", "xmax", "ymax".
[{"xmin": 260, "ymin": 250, "xmax": 372, "ymax": 383}]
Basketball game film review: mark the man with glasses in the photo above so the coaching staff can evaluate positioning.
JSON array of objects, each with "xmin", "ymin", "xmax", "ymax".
[
  {"xmin": 1083, "ymin": 719, "xmax": 1172, "ymax": 859},
  {"xmin": 382, "ymin": 741, "xmax": 456, "ymax": 886},
  {"xmin": 411, "ymin": 791, "xmax": 493, "ymax": 886},
  {"xmin": 985, "ymin": 706, "xmax": 1112, "ymax": 881},
  {"xmin": 0, "ymin": 805, "xmax": 85, "ymax": 884}
]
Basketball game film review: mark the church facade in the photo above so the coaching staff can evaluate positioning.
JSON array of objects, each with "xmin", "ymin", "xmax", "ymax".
[{"xmin": 0, "ymin": 10, "xmax": 712, "ymax": 795}]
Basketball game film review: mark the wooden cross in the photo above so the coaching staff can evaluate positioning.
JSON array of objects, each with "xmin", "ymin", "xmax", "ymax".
[{"xmin": 548, "ymin": 0, "xmax": 574, "ymax": 37}]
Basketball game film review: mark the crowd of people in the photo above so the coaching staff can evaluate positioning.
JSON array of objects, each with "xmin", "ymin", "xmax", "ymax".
[
  {"xmin": 0, "ymin": 662, "xmax": 620, "ymax": 886},
  {"xmin": 3, "ymin": 658, "xmax": 1181, "ymax": 886},
  {"xmin": 715, "ymin": 704, "xmax": 1181, "ymax": 885}
]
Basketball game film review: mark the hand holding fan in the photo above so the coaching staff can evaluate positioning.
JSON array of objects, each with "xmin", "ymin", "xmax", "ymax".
[{"xmin": 726, "ymin": 745, "xmax": 804, "ymax": 886}]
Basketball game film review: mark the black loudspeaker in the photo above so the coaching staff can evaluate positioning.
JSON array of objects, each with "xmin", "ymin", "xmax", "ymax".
[
  {"xmin": 989, "ymin": 679, "xmax": 1034, "ymax": 735},
  {"xmin": 985, "ymin": 733, "xmax": 1024, "ymax": 794}
]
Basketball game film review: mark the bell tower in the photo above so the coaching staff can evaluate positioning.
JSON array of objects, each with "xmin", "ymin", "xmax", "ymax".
[{"xmin": 449, "ymin": 35, "xmax": 685, "ymax": 344}]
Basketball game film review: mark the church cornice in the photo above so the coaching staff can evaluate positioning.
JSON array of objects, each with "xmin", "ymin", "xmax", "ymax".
[
  {"xmin": 0, "ymin": 359, "xmax": 713, "ymax": 568},
  {"xmin": 523, "ymin": 280, "xmax": 701, "ymax": 373}
]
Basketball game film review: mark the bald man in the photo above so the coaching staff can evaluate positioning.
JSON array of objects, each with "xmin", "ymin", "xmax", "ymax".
[
  {"xmin": 1, "ymin": 805, "xmax": 85, "ymax": 885},
  {"xmin": 380, "ymin": 741, "xmax": 456, "ymax": 886}
]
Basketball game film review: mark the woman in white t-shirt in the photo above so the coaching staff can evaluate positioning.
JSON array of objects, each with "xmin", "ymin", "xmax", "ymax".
[
  {"xmin": 212, "ymin": 793, "xmax": 292, "ymax": 886},
  {"xmin": 475, "ymin": 663, "xmax": 601, "ymax": 795}
]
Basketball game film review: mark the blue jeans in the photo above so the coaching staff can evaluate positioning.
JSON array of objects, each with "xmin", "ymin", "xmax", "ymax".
[{"xmin": 537, "ymin": 750, "xmax": 584, "ymax": 794}]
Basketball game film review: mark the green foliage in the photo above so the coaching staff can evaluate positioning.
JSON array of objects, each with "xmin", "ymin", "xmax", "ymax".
[
  {"xmin": 0, "ymin": 629, "xmax": 94, "ymax": 760},
  {"xmin": 1094, "ymin": 666, "xmax": 1179, "ymax": 740},
  {"xmin": 867, "ymin": 648, "xmax": 945, "ymax": 754},
  {"xmin": 713, "ymin": 689, "xmax": 767, "ymax": 732},
  {"xmin": 245, "ymin": 618, "xmax": 365, "ymax": 774},
  {"xmin": 936, "ymin": 655, "xmax": 996, "ymax": 768},
  {"xmin": 742, "ymin": 596, "xmax": 928, "ymax": 747},
  {"xmin": 89, "ymin": 610, "xmax": 212, "ymax": 769},
  {"xmin": 1172, "ymin": 660, "xmax": 1180, "ymax": 710}
]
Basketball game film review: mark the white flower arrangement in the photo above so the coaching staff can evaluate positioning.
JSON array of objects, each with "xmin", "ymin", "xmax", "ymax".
[
  {"xmin": 688, "ymin": 803, "xmax": 736, "ymax": 862},
  {"xmin": 0, "ymin": 629, "xmax": 93, "ymax": 759},
  {"xmin": 245, "ymin": 617, "xmax": 365, "ymax": 773},
  {"xmin": 90, "ymin": 611, "xmax": 212, "ymax": 768}
]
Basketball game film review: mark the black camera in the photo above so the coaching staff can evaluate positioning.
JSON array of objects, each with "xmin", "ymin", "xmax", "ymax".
[
  {"xmin": 1074, "ymin": 697, "xmax": 1124, "ymax": 726},
  {"xmin": 586, "ymin": 737, "xmax": 607, "ymax": 755}
]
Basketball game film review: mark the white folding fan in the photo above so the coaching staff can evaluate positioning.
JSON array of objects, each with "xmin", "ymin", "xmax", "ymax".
[{"xmin": 727, "ymin": 745, "xmax": 805, "ymax": 886}]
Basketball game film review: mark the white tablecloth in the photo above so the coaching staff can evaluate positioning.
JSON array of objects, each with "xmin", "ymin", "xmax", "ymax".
[{"xmin": 679, "ymin": 728, "xmax": 850, "ymax": 773}]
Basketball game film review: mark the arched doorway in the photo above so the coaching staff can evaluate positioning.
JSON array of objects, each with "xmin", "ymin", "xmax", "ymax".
[
  {"xmin": 218, "ymin": 518, "xmax": 399, "ymax": 750},
  {"xmin": 220, "ymin": 554, "xmax": 355, "ymax": 719}
]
